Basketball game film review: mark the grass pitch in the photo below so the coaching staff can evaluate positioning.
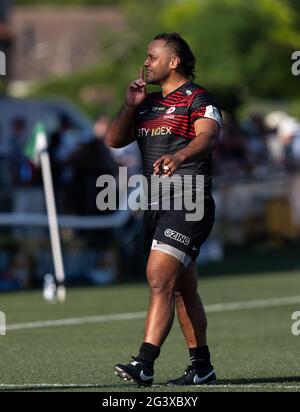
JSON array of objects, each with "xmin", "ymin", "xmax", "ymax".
[{"xmin": 0, "ymin": 269, "xmax": 300, "ymax": 392}]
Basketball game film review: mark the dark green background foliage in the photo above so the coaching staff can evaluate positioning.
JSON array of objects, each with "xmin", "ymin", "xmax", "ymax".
[{"xmin": 8, "ymin": 0, "xmax": 300, "ymax": 117}]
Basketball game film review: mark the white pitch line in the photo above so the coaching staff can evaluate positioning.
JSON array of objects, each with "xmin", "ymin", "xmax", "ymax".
[
  {"xmin": 6, "ymin": 312, "xmax": 147, "ymax": 331},
  {"xmin": 205, "ymin": 384, "xmax": 300, "ymax": 389},
  {"xmin": 5, "ymin": 295, "xmax": 300, "ymax": 332},
  {"xmin": 0, "ymin": 383, "xmax": 102, "ymax": 388},
  {"xmin": 206, "ymin": 295, "xmax": 300, "ymax": 312}
]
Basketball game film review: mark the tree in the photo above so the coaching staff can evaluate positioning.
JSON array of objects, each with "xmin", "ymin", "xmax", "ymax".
[
  {"xmin": 159, "ymin": 0, "xmax": 300, "ymax": 110},
  {"xmin": 31, "ymin": 0, "xmax": 300, "ymax": 115}
]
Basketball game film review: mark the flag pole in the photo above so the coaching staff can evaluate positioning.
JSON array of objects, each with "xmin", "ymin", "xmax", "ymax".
[{"xmin": 37, "ymin": 124, "xmax": 66, "ymax": 302}]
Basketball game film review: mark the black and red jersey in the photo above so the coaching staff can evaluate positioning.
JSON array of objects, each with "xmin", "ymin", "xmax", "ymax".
[{"xmin": 134, "ymin": 81, "xmax": 222, "ymax": 194}]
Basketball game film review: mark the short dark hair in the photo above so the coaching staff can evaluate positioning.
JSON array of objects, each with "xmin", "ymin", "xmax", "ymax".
[{"xmin": 154, "ymin": 33, "xmax": 196, "ymax": 80}]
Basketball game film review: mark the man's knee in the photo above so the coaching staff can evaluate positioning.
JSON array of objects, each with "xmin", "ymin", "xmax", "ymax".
[
  {"xmin": 146, "ymin": 250, "xmax": 185, "ymax": 295},
  {"xmin": 146, "ymin": 264, "xmax": 178, "ymax": 295}
]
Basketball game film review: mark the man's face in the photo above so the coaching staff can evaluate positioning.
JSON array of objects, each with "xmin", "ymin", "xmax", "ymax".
[{"xmin": 144, "ymin": 39, "xmax": 177, "ymax": 84}]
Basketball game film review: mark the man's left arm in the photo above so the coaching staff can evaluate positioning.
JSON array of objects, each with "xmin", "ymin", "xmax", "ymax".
[{"xmin": 153, "ymin": 118, "xmax": 220, "ymax": 176}]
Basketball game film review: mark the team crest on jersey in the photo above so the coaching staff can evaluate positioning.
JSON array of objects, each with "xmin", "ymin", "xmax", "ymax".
[
  {"xmin": 185, "ymin": 89, "xmax": 192, "ymax": 95},
  {"xmin": 166, "ymin": 106, "xmax": 176, "ymax": 114}
]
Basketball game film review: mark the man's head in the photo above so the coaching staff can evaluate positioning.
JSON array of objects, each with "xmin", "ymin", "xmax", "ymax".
[{"xmin": 144, "ymin": 33, "xmax": 196, "ymax": 85}]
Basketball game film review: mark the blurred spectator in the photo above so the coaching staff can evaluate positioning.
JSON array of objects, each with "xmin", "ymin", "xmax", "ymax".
[
  {"xmin": 48, "ymin": 113, "xmax": 90, "ymax": 209},
  {"xmin": 93, "ymin": 115, "xmax": 144, "ymax": 278},
  {"xmin": 0, "ymin": 124, "xmax": 12, "ymax": 187},
  {"xmin": 213, "ymin": 112, "xmax": 253, "ymax": 177},
  {"xmin": 242, "ymin": 112, "xmax": 270, "ymax": 166},
  {"xmin": 0, "ymin": 249, "xmax": 33, "ymax": 290},
  {"xmin": 8, "ymin": 117, "xmax": 33, "ymax": 185},
  {"xmin": 54, "ymin": 114, "xmax": 81, "ymax": 162},
  {"xmin": 66, "ymin": 117, "xmax": 129, "ymax": 281},
  {"xmin": 291, "ymin": 128, "xmax": 300, "ymax": 162},
  {"xmin": 93, "ymin": 115, "xmax": 111, "ymax": 142},
  {"xmin": 265, "ymin": 111, "xmax": 300, "ymax": 169},
  {"xmin": 94, "ymin": 115, "xmax": 142, "ymax": 177},
  {"xmin": 64, "ymin": 126, "xmax": 118, "ymax": 215}
]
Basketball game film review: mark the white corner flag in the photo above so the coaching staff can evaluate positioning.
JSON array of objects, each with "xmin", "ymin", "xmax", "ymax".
[{"xmin": 25, "ymin": 122, "xmax": 66, "ymax": 302}]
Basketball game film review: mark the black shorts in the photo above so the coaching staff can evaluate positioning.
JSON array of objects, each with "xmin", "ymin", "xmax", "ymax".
[{"xmin": 143, "ymin": 195, "xmax": 215, "ymax": 265}]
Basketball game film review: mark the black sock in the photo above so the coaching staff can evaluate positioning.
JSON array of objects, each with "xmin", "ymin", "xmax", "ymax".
[
  {"xmin": 138, "ymin": 342, "xmax": 160, "ymax": 369},
  {"xmin": 189, "ymin": 345, "xmax": 211, "ymax": 369}
]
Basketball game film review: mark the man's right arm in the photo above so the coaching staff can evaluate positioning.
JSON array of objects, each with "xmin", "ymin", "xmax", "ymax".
[{"xmin": 105, "ymin": 104, "xmax": 137, "ymax": 148}]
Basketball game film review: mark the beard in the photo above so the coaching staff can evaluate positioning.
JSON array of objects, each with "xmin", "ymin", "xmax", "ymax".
[
  {"xmin": 146, "ymin": 70, "xmax": 169, "ymax": 85},
  {"xmin": 146, "ymin": 73, "xmax": 158, "ymax": 84}
]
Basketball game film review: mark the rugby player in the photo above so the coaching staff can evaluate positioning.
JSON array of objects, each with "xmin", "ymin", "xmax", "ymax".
[{"xmin": 106, "ymin": 33, "xmax": 222, "ymax": 386}]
